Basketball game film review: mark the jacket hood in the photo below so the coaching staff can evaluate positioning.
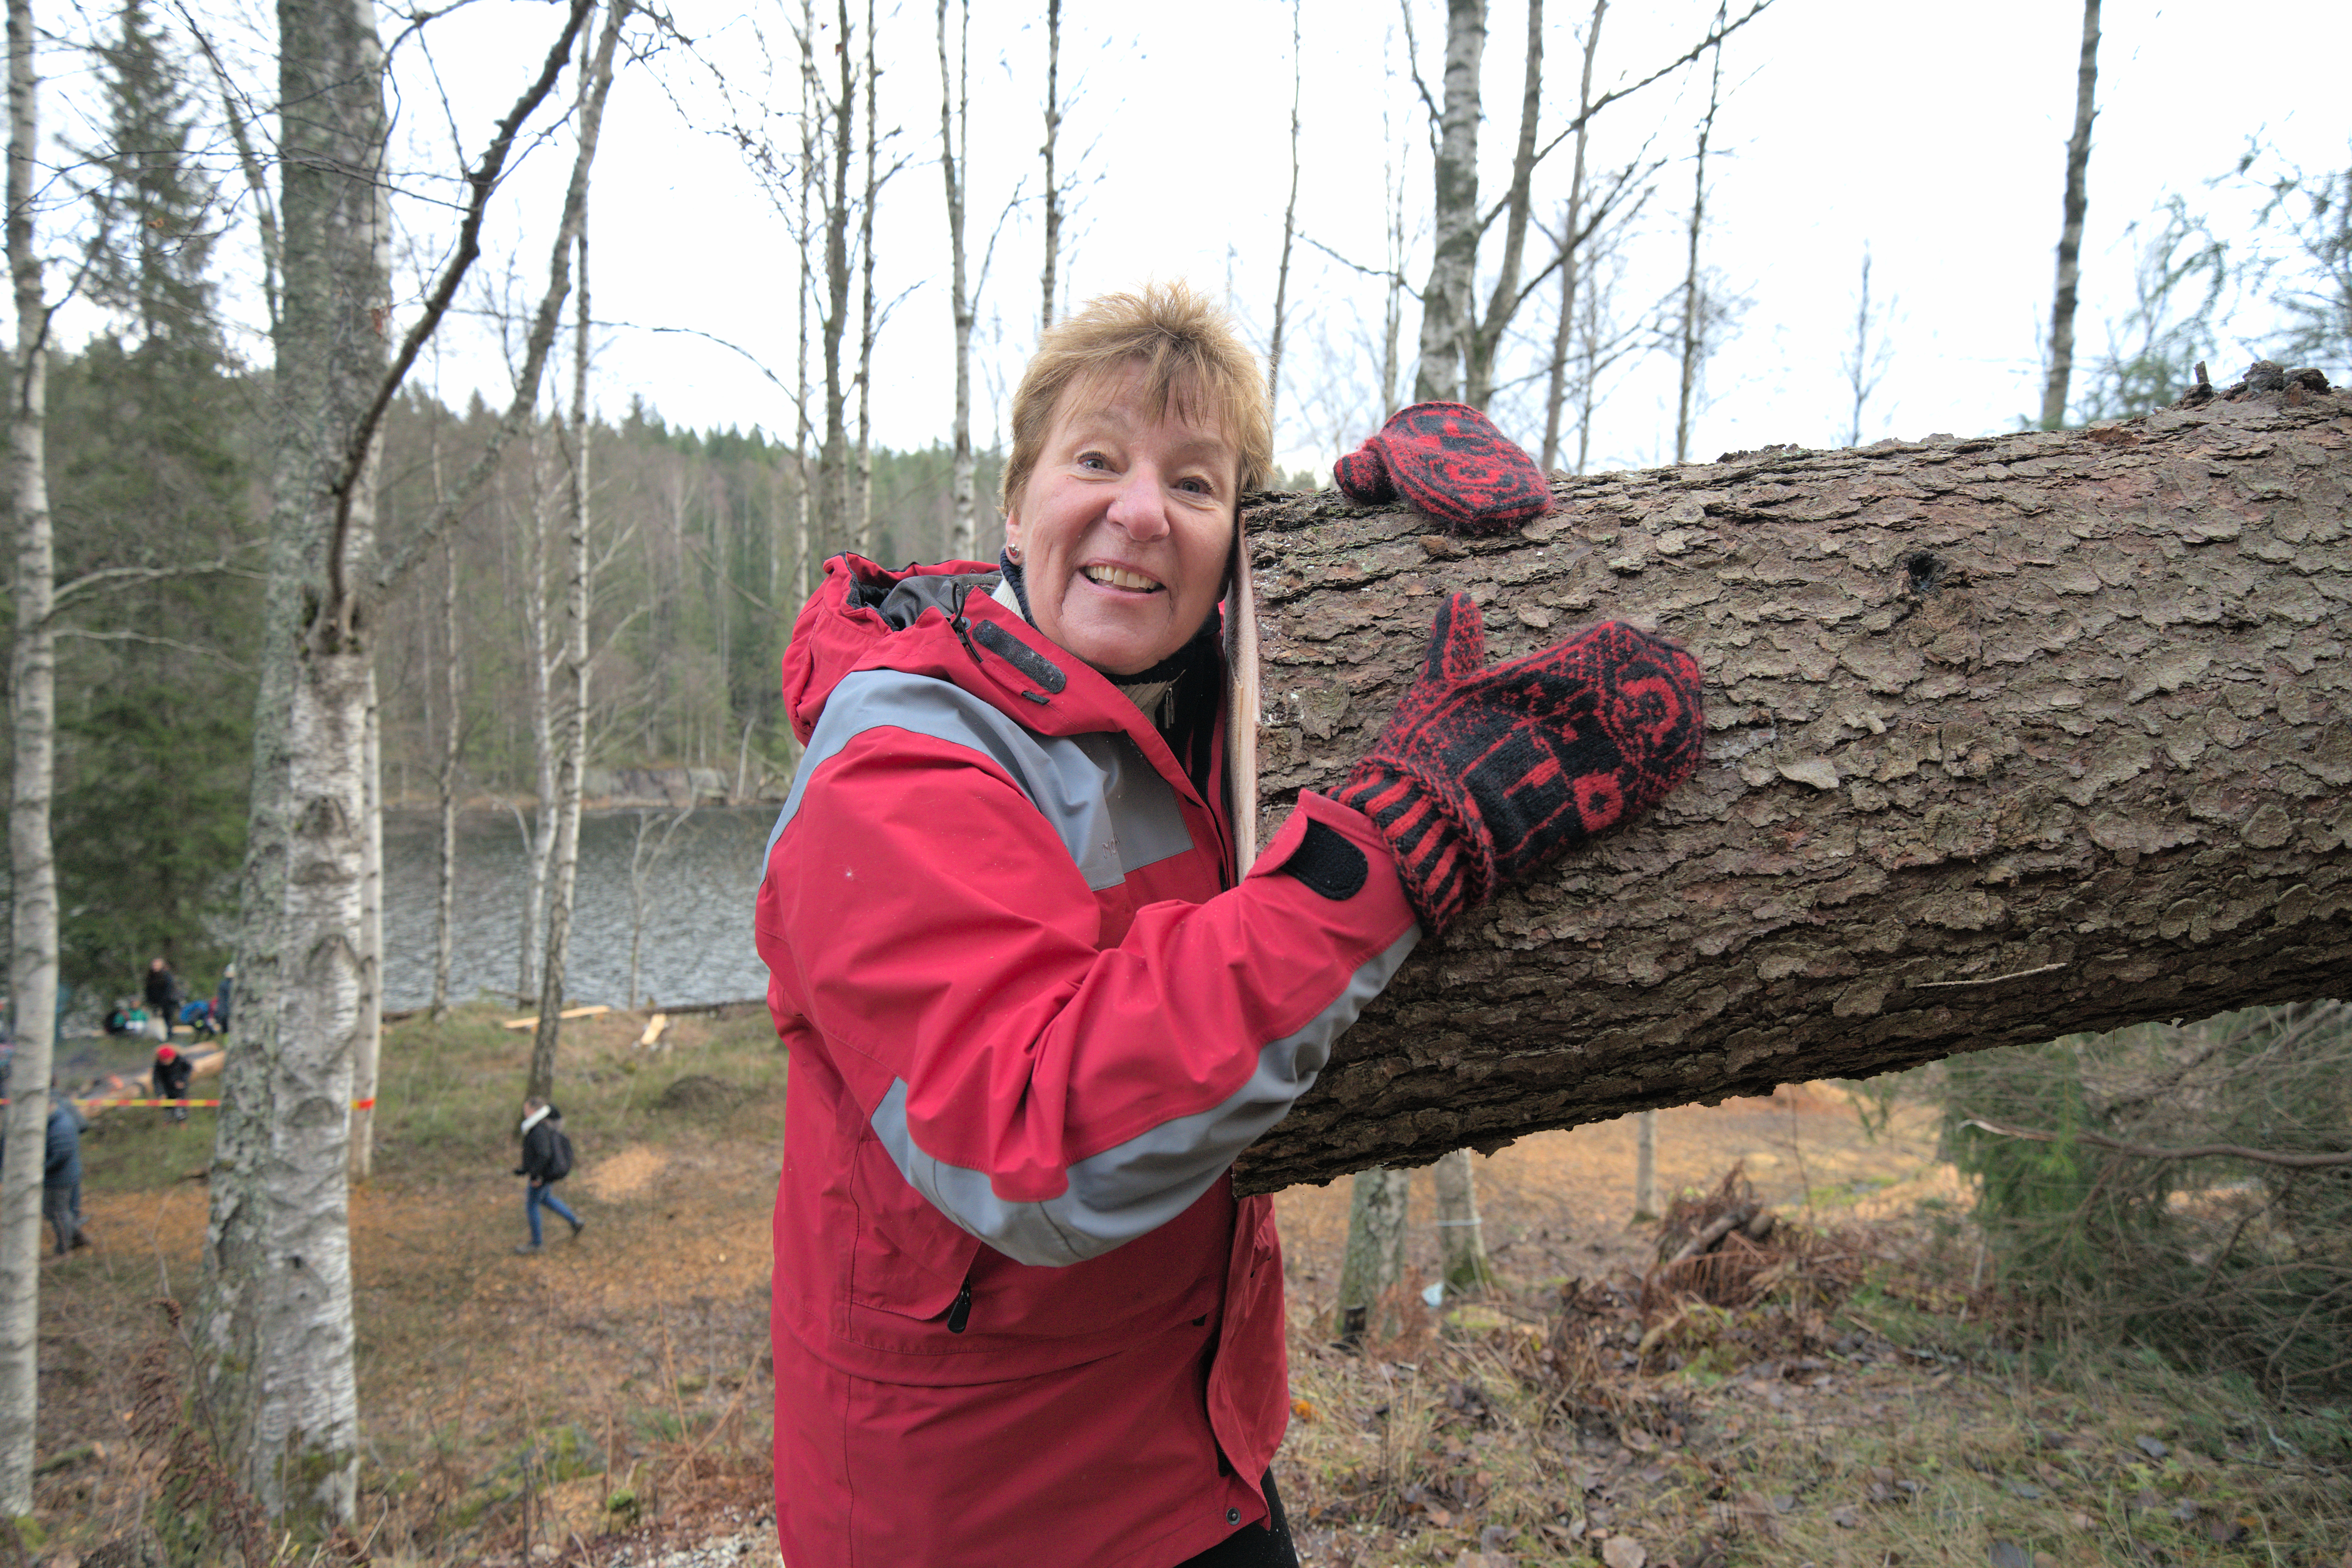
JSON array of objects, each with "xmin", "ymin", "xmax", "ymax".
[{"xmin": 783, "ymin": 554, "xmax": 1180, "ymax": 755}]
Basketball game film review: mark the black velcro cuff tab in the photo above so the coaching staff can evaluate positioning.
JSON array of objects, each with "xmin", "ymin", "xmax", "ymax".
[
  {"xmin": 972, "ymin": 617, "xmax": 1067, "ymax": 694},
  {"xmin": 1279, "ymin": 818, "xmax": 1369, "ymax": 901}
]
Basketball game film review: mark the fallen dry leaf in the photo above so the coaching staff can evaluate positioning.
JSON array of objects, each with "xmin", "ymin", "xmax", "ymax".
[{"xmin": 1601, "ymin": 1536, "xmax": 1648, "ymax": 1568}]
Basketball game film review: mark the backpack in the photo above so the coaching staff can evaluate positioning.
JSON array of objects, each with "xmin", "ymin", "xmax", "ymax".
[{"xmin": 543, "ymin": 1125, "xmax": 575, "ymax": 1181}]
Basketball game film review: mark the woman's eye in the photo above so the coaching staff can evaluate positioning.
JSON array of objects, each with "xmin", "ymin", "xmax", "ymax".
[
  {"xmin": 1176, "ymin": 476, "xmax": 1213, "ymax": 495},
  {"xmin": 1077, "ymin": 451, "xmax": 1111, "ymax": 470}
]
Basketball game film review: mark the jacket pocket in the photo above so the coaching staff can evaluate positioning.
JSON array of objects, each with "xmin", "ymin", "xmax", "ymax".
[{"xmin": 847, "ymin": 1125, "xmax": 984, "ymax": 1325}]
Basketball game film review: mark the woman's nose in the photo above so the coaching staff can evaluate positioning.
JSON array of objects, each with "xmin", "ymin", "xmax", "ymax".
[{"xmin": 1106, "ymin": 465, "xmax": 1171, "ymax": 539}]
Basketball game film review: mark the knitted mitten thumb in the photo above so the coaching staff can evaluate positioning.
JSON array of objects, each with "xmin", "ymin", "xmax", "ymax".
[{"xmin": 1332, "ymin": 443, "xmax": 1395, "ymax": 505}]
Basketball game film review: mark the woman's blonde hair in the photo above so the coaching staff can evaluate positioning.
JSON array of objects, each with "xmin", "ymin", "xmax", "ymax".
[{"xmin": 1000, "ymin": 281, "xmax": 1273, "ymax": 520}]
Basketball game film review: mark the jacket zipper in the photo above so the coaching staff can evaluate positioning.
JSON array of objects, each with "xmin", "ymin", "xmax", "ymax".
[{"xmin": 945, "ymin": 1277, "xmax": 973, "ymax": 1334}]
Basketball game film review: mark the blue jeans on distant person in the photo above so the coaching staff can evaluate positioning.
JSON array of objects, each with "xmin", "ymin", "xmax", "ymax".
[{"xmin": 526, "ymin": 1180, "xmax": 581, "ymax": 1246}]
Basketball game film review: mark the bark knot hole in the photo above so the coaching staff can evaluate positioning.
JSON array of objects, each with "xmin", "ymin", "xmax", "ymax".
[{"xmin": 1901, "ymin": 552, "xmax": 1948, "ymax": 596}]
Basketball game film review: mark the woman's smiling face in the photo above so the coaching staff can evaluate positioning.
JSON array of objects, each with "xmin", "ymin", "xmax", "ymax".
[{"xmin": 1003, "ymin": 362, "xmax": 1239, "ymax": 676}]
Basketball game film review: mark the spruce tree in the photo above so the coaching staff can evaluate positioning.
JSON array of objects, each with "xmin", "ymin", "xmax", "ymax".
[{"xmin": 47, "ymin": 0, "xmax": 256, "ymax": 999}]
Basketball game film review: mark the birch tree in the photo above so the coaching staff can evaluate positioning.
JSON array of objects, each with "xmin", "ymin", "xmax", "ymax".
[
  {"xmin": 1038, "ymin": 0, "xmax": 1062, "ymax": 335},
  {"xmin": 200, "ymin": 0, "xmax": 603, "ymax": 1517},
  {"xmin": 1410, "ymin": 0, "xmax": 1485, "ymax": 403},
  {"xmin": 529, "ymin": 230, "xmax": 594, "ymax": 1102},
  {"xmin": 0, "ymin": 0, "xmax": 57, "ymax": 1519},
  {"xmin": 2039, "ymin": 0, "xmax": 2101, "ymax": 429},
  {"xmin": 432, "ymin": 534, "xmax": 461, "ymax": 1018},
  {"xmin": 1671, "ymin": 2, "xmax": 1727, "ymax": 464},
  {"xmin": 936, "ymin": 0, "xmax": 977, "ymax": 558},
  {"xmin": 1265, "ymin": 0, "xmax": 1302, "ymax": 434},
  {"xmin": 1843, "ymin": 245, "xmax": 1894, "ymax": 447}
]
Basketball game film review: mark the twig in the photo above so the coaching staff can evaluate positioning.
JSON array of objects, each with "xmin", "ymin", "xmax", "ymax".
[
  {"xmin": 1912, "ymin": 961, "xmax": 2068, "ymax": 990},
  {"xmin": 1959, "ymin": 1116, "xmax": 2352, "ymax": 1169}
]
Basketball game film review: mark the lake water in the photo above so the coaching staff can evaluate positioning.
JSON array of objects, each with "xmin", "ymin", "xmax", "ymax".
[{"xmin": 380, "ymin": 806, "xmax": 780, "ymax": 1012}]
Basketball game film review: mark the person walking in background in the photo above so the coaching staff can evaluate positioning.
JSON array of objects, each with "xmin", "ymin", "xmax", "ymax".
[
  {"xmin": 142, "ymin": 958, "xmax": 181, "ymax": 1041},
  {"xmin": 152, "ymin": 1042, "xmax": 194, "ymax": 1122},
  {"xmin": 513, "ymin": 1097, "xmax": 583, "ymax": 1254},
  {"xmin": 44, "ymin": 1093, "xmax": 91, "ymax": 1256}
]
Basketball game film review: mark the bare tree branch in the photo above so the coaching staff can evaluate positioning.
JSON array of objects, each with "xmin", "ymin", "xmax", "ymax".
[{"xmin": 1960, "ymin": 1116, "xmax": 2352, "ymax": 1171}]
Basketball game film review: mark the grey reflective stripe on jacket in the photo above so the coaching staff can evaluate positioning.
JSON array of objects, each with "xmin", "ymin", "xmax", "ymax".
[
  {"xmin": 767, "ymin": 669, "xmax": 1192, "ymax": 889},
  {"xmin": 873, "ymin": 926, "xmax": 1417, "ymax": 1267},
  {"xmin": 768, "ymin": 661, "xmax": 1419, "ymax": 1267}
]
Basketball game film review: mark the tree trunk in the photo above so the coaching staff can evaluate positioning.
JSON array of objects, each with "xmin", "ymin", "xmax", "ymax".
[
  {"xmin": 1265, "ymin": 0, "xmax": 1301, "ymax": 434},
  {"xmin": 1412, "ymin": 0, "xmax": 1484, "ymax": 404},
  {"xmin": 529, "ymin": 231, "xmax": 592, "ymax": 1103},
  {"xmin": 1038, "ymin": 0, "xmax": 1061, "ymax": 337},
  {"xmin": 1432, "ymin": 1148, "xmax": 1495, "ymax": 1291},
  {"xmin": 1232, "ymin": 386, "xmax": 2352, "ymax": 1193},
  {"xmin": 1632, "ymin": 1109, "xmax": 1661, "ymax": 1220},
  {"xmin": 0, "ymin": 0, "xmax": 56, "ymax": 1515},
  {"xmin": 2041, "ymin": 0, "xmax": 2101, "ymax": 430},
  {"xmin": 196, "ymin": 0, "xmax": 390, "ymax": 1520},
  {"xmin": 1673, "ymin": 4, "xmax": 1726, "ymax": 465},
  {"xmin": 817, "ymin": 0, "xmax": 855, "ymax": 556},
  {"xmin": 1332, "ymin": 1167, "xmax": 1410, "ymax": 1342},
  {"xmin": 1462, "ymin": 0, "xmax": 1543, "ymax": 413},
  {"xmin": 519, "ymin": 434, "xmax": 557, "ymax": 1002},
  {"xmin": 433, "ymin": 536, "xmax": 460, "ymax": 1018},
  {"xmin": 349, "ymin": 664, "xmax": 382, "ymax": 1180},
  {"xmin": 936, "ymin": 0, "xmax": 976, "ymax": 559},
  {"xmin": 1540, "ymin": 0, "xmax": 1607, "ymax": 471}
]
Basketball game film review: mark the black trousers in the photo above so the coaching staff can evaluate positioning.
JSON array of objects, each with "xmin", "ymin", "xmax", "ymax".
[{"xmin": 1175, "ymin": 1470, "xmax": 1297, "ymax": 1568}]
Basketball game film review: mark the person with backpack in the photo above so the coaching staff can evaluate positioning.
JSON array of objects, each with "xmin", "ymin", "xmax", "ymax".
[{"xmin": 513, "ymin": 1097, "xmax": 583, "ymax": 1254}]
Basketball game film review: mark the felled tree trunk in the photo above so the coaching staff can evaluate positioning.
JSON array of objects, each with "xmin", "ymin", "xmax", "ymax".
[{"xmin": 1233, "ymin": 387, "xmax": 2351, "ymax": 1194}]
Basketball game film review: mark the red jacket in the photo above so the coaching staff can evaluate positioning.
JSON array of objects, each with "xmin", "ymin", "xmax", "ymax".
[{"xmin": 759, "ymin": 556, "xmax": 1421, "ymax": 1568}]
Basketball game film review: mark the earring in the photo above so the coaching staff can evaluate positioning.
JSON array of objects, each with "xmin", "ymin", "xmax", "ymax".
[{"xmin": 1006, "ymin": 544, "xmax": 1024, "ymax": 564}]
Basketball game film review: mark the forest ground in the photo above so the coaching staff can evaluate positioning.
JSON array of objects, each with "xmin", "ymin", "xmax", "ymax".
[{"xmin": 24, "ymin": 1009, "xmax": 2352, "ymax": 1567}]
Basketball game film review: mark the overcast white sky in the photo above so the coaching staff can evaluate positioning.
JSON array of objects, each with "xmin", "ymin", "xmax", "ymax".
[{"xmin": 41, "ymin": 0, "xmax": 2352, "ymax": 478}]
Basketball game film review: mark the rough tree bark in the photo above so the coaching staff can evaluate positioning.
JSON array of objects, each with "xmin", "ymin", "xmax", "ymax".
[{"xmin": 1232, "ymin": 387, "xmax": 2352, "ymax": 1194}]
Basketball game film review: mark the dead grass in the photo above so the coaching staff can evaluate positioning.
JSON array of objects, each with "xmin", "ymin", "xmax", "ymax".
[{"xmin": 30, "ymin": 1059, "xmax": 2352, "ymax": 1566}]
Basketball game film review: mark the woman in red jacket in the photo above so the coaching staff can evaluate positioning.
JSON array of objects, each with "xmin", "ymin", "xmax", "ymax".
[{"xmin": 757, "ymin": 282, "xmax": 1702, "ymax": 1567}]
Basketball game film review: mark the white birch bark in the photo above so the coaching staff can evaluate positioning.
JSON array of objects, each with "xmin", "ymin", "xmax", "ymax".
[
  {"xmin": 433, "ymin": 536, "xmax": 459, "ymax": 1018},
  {"xmin": 530, "ymin": 226, "xmax": 592, "ymax": 1101},
  {"xmin": 1333, "ymin": 1167, "xmax": 1411, "ymax": 1342},
  {"xmin": 1412, "ymin": 0, "xmax": 1484, "ymax": 404},
  {"xmin": 1433, "ymin": 1147, "xmax": 1494, "ymax": 1291},
  {"xmin": 1633, "ymin": 1110, "xmax": 1661, "ymax": 1221},
  {"xmin": 196, "ymin": 0, "xmax": 392, "ymax": 1517},
  {"xmin": 936, "ymin": 0, "xmax": 976, "ymax": 559},
  {"xmin": 349, "ymin": 664, "xmax": 383, "ymax": 1181},
  {"xmin": 518, "ymin": 433, "xmax": 557, "ymax": 1002},
  {"xmin": 853, "ymin": 0, "xmax": 877, "ymax": 558},
  {"xmin": 0, "ymin": 0, "xmax": 57, "ymax": 1514}
]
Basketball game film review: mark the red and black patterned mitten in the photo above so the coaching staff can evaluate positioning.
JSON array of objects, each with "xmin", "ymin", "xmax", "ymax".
[
  {"xmin": 1336, "ymin": 592, "xmax": 1705, "ymax": 936},
  {"xmin": 1332, "ymin": 402, "xmax": 1551, "ymax": 535}
]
